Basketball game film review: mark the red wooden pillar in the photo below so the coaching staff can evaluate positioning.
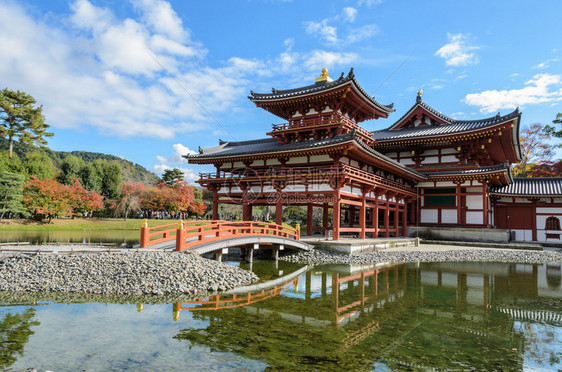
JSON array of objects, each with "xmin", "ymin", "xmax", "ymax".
[
  {"xmin": 409, "ymin": 200, "xmax": 416, "ymax": 224},
  {"xmin": 394, "ymin": 201, "xmax": 399, "ymax": 237},
  {"xmin": 333, "ymin": 191, "xmax": 341, "ymax": 240},
  {"xmin": 348, "ymin": 205, "xmax": 355, "ymax": 228},
  {"xmin": 384, "ymin": 198, "xmax": 390, "ymax": 238},
  {"xmin": 359, "ymin": 194, "xmax": 366, "ymax": 239},
  {"xmin": 373, "ymin": 202, "xmax": 379, "ymax": 238},
  {"xmin": 276, "ymin": 194, "xmax": 283, "ymax": 225},
  {"xmin": 212, "ymin": 189, "xmax": 219, "ymax": 220},
  {"xmin": 482, "ymin": 183, "xmax": 489, "ymax": 227},
  {"xmin": 401, "ymin": 203, "xmax": 407, "ymax": 237},
  {"xmin": 456, "ymin": 183, "xmax": 462, "ymax": 225},
  {"xmin": 307, "ymin": 204, "xmax": 313, "ymax": 236},
  {"xmin": 243, "ymin": 202, "xmax": 252, "ymax": 221},
  {"xmin": 531, "ymin": 200, "xmax": 537, "ymax": 241}
]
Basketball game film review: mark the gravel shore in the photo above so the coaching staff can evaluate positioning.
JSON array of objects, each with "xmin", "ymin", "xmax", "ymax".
[
  {"xmin": 0, "ymin": 250, "xmax": 258, "ymax": 296},
  {"xmin": 281, "ymin": 247, "xmax": 562, "ymax": 265}
]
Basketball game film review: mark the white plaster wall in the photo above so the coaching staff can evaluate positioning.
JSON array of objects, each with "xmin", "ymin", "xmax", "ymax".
[
  {"xmin": 263, "ymin": 186, "xmax": 276, "ymax": 193},
  {"xmin": 441, "ymin": 148, "xmax": 457, "ymax": 155},
  {"xmin": 514, "ymin": 198, "xmax": 532, "ymax": 203},
  {"xmin": 466, "ymin": 211, "xmax": 483, "ymax": 224},
  {"xmin": 350, "ymin": 160, "xmax": 360, "ymax": 168},
  {"xmin": 465, "ymin": 187, "xmax": 481, "ymax": 193},
  {"xmin": 267, "ymin": 159, "xmax": 281, "ymax": 166},
  {"xmin": 442, "ymin": 209, "xmax": 458, "ymax": 224},
  {"xmin": 250, "ymin": 186, "xmax": 262, "ymax": 193},
  {"xmin": 308, "ymin": 184, "xmax": 334, "ymax": 192},
  {"xmin": 466, "ymin": 195, "xmax": 482, "ymax": 209},
  {"xmin": 322, "ymin": 107, "xmax": 333, "ymax": 113},
  {"xmin": 434, "ymin": 181, "xmax": 457, "ymax": 187},
  {"xmin": 422, "ymin": 156, "xmax": 439, "ymax": 163},
  {"xmin": 386, "ymin": 152, "xmax": 397, "ymax": 158},
  {"xmin": 292, "ymin": 111, "xmax": 302, "ymax": 117},
  {"xmin": 287, "ymin": 156, "xmax": 307, "ymax": 165},
  {"xmin": 230, "ymin": 187, "xmax": 243, "ymax": 193},
  {"xmin": 537, "ymin": 207, "xmax": 562, "ymax": 214},
  {"xmin": 251, "ymin": 159, "xmax": 264, "ymax": 167},
  {"xmin": 421, "ymin": 209, "xmax": 438, "ymax": 223},
  {"xmin": 340, "ymin": 157, "xmax": 350, "ymax": 165},
  {"xmin": 283, "ymin": 184, "xmax": 306, "ymax": 192},
  {"xmin": 309, "ymin": 155, "xmax": 331, "ymax": 163},
  {"xmin": 341, "ymin": 186, "xmax": 358, "ymax": 196},
  {"xmin": 307, "ymin": 109, "xmax": 318, "ymax": 115},
  {"xmin": 425, "ymin": 149, "xmax": 438, "ymax": 156},
  {"xmin": 399, "ymin": 151, "xmax": 411, "ymax": 158},
  {"xmin": 441, "ymin": 155, "xmax": 458, "ymax": 163},
  {"xmin": 554, "ymin": 198, "xmax": 562, "ymax": 203},
  {"xmin": 232, "ymin": 161, "xmax": 244, "ymax": 168}
]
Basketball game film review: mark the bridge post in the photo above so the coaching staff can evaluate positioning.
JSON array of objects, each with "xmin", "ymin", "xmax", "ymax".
[
  {"xmin": 140, "ymin": 219, "xmax": 149, "ymax": 248},
  {"xmin": 214, "ymin": 251, "xmax": 223, "ymax": 262},
  {"xmin": 175, "ymin": 220, "xmax": 185, "ymax": 251}
]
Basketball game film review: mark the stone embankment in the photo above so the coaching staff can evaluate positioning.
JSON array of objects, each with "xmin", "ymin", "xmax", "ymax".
[
  {"xmin": 0, "ymin": 250, "xmax": 258, "ymax": 296},
  {"xmin": 281, "ymin": 248, "xmax": 562, "ymax": 265}
]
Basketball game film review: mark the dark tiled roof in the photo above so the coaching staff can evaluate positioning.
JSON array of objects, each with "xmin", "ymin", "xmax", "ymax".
[
  {"xmin": 490, "ymin": 178, "xmax": 562, "ymax": 196},
  {"xmin": 424, "ymin": 164, "xmax": 511, "ymax": 177},
  {"xmin": 187, "ymin": 133, "xmax": 356, "ymax": 159},
  {"xmin": 186, "ymin": 132, "xmax": 426, "ymax": 179},
  {"xmin": 248, "ymin": 68, "xmax": 394, "ymax": 114},
  {"xmin": 372, "ymin": 108, "xmax": 521, "ymax": 141}
]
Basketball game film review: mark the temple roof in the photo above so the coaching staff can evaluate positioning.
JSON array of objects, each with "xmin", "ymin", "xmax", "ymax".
[
  {"xmin": 490, "ymin": 177, "xmax": 562, "ymax": 197},
  {"xmin": 372, "ymin": 108, "xmax": 521, "ymax": 141},
  {"xmin": 424, "ymin": 163, "xmax": 512, "ymax": 176},
  {"xmin": 248, "ymin": 68, "xmax": 395, "ymax": 117},
  {"xmin": 186, "ymin": 132, "xmax": 427, "ymax": 180}
]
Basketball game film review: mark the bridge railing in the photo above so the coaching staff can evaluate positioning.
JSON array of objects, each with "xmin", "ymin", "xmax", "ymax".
[{"xmin": 140, "ymin": 220, "xmax": 300, "ymax": 251}]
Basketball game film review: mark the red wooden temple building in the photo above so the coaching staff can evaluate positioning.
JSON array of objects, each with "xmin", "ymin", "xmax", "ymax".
[{"xmin": 187, "ymin": 68, "xmax": 562, "ymax": 243}]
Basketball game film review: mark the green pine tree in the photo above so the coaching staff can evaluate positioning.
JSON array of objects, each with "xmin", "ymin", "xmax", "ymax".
[{"xmin": 0, "ymin": 171, "xmax": 29, "ymax": 218}]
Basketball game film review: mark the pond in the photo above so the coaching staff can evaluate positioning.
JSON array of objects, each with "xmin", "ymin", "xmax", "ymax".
[
  {"xmin": 0, "ymin": 260, "xmax": 561, "ymax": 371},
  {"xmin": 0, "ymin": 230, "xmax": 141, "ymax": 247}
]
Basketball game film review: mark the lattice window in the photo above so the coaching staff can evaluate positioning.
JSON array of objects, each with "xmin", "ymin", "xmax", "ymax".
[{"xmin": 545, "ymin": 216, "xmax": 561, "ymax": 230}]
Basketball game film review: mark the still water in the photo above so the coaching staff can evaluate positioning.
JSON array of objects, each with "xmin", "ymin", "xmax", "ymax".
[
  {"xmin": 1, "ymin": 260, "xmax": 561, "ymax": 371},
  {"xmin": 0, "ymin": 230, "xmax": 141, "ymax": 246}
]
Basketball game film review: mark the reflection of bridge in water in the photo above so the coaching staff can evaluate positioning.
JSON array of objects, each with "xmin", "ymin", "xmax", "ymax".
[{"xmin": 168, "ymin": 261, "xmax": 561, "ymax": 371}]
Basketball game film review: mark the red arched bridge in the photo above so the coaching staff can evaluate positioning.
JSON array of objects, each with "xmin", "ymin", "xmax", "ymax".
[{"xmin": 139, "ymin": 220, "xmax": 311, "ymax": 258}]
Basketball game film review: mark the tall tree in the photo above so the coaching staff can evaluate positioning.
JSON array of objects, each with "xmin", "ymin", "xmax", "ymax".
[
  {"xmin": 0, "ymin": 172, "xmax": 28, "ymax": 219},
  {"xmin": 0, "ymin": 88, "xmax": 53, "ymax": 158},
  {"xmin": 58, "ymin": 155, "xmax": 84, "ymax": 185},
  {"xmin": 23, "ymin": 151, "xmax": 55, "ymax": 180},
  {"xmin": 162, "ymin": 168, "xmax": 185, "ymax": 186},
  {"xmin": 544, "ymin": 112, "xmax": 562, "ymax": 138},
  {"xmin": 101, "ymin": 160, "xmax": 122, "ymax": 198},
  {"xmin": 512, "ymin": 123, "xmax": 554, "ymax": 177},
  {"xmin": 79, "ymin": 162, "xmax": 102, "ymax": 192}
]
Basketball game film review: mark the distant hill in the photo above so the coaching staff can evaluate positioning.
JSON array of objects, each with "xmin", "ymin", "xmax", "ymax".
[{"xmin": 1, "ymin": 138, "xmax": 159, "ymax": 185}]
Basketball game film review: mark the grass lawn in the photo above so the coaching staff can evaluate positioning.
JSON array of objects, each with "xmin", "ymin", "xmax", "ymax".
[{"xmin": 0, "ymin": 218, "xmax": 184, "ymax": 231}]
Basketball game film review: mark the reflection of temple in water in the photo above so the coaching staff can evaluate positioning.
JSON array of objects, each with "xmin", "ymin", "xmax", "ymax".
[{"xmin": 173, "ymin": 262, "xmax": 562, "ymax": 371}]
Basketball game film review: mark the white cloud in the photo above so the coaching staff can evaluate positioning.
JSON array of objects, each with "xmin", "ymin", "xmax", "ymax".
[
  {"xmin": 533, "ymin": 58, "xmax": 559, "ymax": 69},
  {"xmin": 358, "ymin": 0, "xmax": 383, "ymax": 7},
  {"xmin": 304, "ymin": 11, "xmax": 378, "ymax": 46},
  {"xmin": 347, "ymin": 24, "xmax": 379, "ymax": 43},
  {"xmin": 435, "ymin": 33, "xmax": 479, "ymax": 67},
  {"xmin": 303, "ymin": 50, "xmax": 360, "ymax": 70},
  {"xmin": 464, "ymin": 73, "xmax": 562, "ymax": 113},
  {"xmin": 154, "ymin": 144, "xmax": 199, "ymax": 182},
  {"xmin": 0, "ymin": 1, "xmax": 275, "ymax": 140},
  {"xmin": 304, "ymin": 19, "xmax": 339, "ymax": 45},
  {"xmin": 343, "ymin": 7, "xmax": 357, "ymax": 23}
]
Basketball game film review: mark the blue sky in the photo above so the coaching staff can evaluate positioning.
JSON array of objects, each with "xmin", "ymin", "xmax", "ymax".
[{"xmin": 1, "ymin": 0, "xmax": 561, "ymax": 182}]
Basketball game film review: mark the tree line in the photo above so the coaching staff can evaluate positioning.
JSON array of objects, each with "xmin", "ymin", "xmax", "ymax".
[{"xmin": 0, "ymin": 88, "xmax": 205, "ymax": 221}]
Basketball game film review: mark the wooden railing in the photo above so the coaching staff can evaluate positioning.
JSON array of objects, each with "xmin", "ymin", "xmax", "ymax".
[
  {"xmin": 140, "ymin": 220, "xmax": 300, "ymax": 251},
  {"xmin": 199, "ymin": 164, "xmax": 416, "ymax": 195},
  {"xmin": 176, "ymin": 276, "xmax": 299, "ymax": 312},
  {"xmin": 270, "ymin": 114, "xmax": 373, "ymax": 139}
]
